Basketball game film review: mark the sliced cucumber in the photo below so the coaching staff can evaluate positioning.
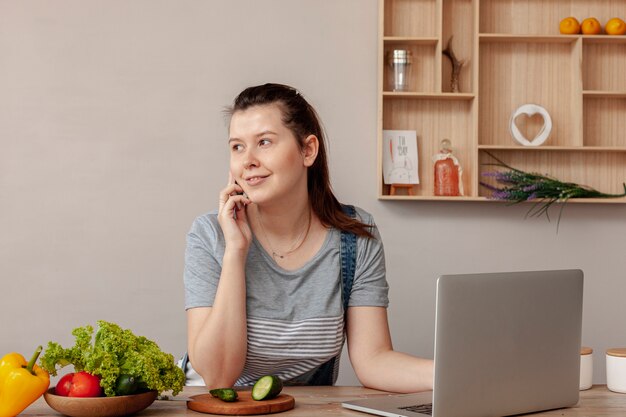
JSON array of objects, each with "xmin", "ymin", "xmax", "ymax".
[
  {"xmin": 251, "ymin": 375, "xmax": 283, "ymax": 401},
  {"xmin": 209, "ymin": 388, "xmax": 239, "ymax": 402}
]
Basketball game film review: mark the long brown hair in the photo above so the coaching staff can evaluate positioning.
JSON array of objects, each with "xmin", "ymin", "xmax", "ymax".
[{"xmin": 227, "ymin": 83, "xmax": 374, "ymax": 239}]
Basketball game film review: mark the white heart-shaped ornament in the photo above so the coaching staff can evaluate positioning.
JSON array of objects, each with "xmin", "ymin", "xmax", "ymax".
[{"xmin": 509, "ymin": 104, "xmax": 552, "ymax": 147}]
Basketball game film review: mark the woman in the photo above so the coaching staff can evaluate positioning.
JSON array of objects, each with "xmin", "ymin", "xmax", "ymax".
[{"xmin": 184, "ymin": 83, "xmax": 433, "ymax": 392}]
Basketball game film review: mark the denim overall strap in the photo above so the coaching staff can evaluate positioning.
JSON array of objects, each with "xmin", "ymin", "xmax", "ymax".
[
  {"xmin": 289, "ymin": 204, "xmax": 358, "ymax": 386},
  {"xmin": 302, "ymin": 204, "xmax": 358, "ymax": 385},
  {"xmin": 179, "ymin": 351, "xmax": 189, "ymax": 374},
  {"xmin": 340, "ymin": 204, "xmax": 357, "ymax": 314}
]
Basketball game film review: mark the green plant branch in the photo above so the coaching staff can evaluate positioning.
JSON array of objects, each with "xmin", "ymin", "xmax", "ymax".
[{"xmin": 480, "ymin": 151, "xmax": 626, "ymax": 231}]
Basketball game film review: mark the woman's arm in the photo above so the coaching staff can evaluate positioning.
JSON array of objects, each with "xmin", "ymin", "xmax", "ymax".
[
  {"xmin": 346, "ymin": 306, "xmax": 434, "ymax": 393},
  {"xmin": 187, "ymin": 179, "xmax": 252, "ymax": 388},
  {"xmin": 187, "ymin": 249, "xmax": 248, "ymax": 388}
]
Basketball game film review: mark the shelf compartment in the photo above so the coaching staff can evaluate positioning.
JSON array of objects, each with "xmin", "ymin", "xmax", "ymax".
[
  {"xmin": 479, "ymin": 0, "xmax": 626, "ymax": 36},
  {"xmin": 381, "ymin": 98, "xmax": 474, "ymax": 197},
  {"xmin": 383, "ymin": 43, "xmax": 437, "ymax": 93},
  {"xmin": 583, "ymin": 96, "xmax": 626, "ymax": 147},
  {"xmin": 479, "ymin": 149, "xmax": 626, "ymax": 197},
  {"xmin": 479, "ymin": 41, "xmax": 582, "ymax": 147},
  {"xmin": 442, "ymin": 0, "xmax": 475, "ymax": 93},
  {"xmin": 384, "ymin": 0, "xmax": 438, "ymax": 38},
  {"xmin": 479, "ymin": 0, "xmax": 569, "ymax": 35},
  {"xmin": 583, "ymin": 42, "xmax": 626, "ymax": 91}
]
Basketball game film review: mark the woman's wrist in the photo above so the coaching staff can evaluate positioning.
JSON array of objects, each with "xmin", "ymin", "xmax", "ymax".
[{"xmin": 223, "ymin": 246, "xmax": 249, "ymax": 263}]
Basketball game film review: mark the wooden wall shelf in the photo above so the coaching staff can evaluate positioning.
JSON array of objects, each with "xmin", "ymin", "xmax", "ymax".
[
  {"xmin": 383, "ymin": 92, "xmax": 475, "ymax": 100},
  {"xmin": 377, "ymin": 0, "xmax": 626, "ymax": 203}
]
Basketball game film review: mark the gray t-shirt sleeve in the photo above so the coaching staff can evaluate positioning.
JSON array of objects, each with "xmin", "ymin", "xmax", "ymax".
[
  {"xmin": 184, "ymin": 213, "xmax": 223, "ymax": 310},
  {"xmin": 349, "ymin": 209, "xmax": 390, "ymax": 307}
]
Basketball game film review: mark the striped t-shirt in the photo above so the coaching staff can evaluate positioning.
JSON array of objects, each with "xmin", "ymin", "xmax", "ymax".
[{"xmin": 183, "ymin": 206, "xmax": 389, "ymax": 385}]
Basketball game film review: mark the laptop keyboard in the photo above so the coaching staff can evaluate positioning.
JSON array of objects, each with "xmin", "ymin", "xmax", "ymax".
[{"xmin": 399, "ymin": 403, "xmax": 433, "ymax": 415}]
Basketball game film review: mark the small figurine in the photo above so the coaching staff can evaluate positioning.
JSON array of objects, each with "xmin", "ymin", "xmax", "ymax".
[{"xmin": 433, "ymin": 138, "xmax": 463, "ymax": 196}]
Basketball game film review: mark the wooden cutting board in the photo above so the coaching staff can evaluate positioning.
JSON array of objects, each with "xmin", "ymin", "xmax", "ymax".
[{"xmin": 187, "ymin": 391, "xmax": 295, "ymax": 415}]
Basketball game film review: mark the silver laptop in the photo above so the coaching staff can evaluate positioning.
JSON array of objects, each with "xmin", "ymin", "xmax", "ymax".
[{"xmin": 342, "ymin": 269, "xmax": 583, "ymax": 417}]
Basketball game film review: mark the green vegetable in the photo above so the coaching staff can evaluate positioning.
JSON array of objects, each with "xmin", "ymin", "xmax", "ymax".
[
  {"xmin": 39, "ymin": 320, "xmax": 185, "ymax": 397},
  {"xmin": 251, "ymin": 375, "xmax": 283, "ymax": 401},
  {"xmin": 209, "ymin": 388, "xmax": 238, "ymax": 402},
  {"xmin": 115, "ymin": 374, "xmax": 140, "ymax": 396}
]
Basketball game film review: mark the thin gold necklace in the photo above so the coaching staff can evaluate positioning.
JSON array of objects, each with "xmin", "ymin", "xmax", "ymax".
[{"xmin": 257, "ymin": 207, "xmax": 312, "ymax": 260}]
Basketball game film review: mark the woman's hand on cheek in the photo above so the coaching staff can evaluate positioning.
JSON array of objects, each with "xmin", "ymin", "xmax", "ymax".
[{"xmin": 218, "ymin": 179, "xmax": 253, "ymax": 253}]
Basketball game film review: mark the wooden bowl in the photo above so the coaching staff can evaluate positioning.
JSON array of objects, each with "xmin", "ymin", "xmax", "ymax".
[{"xmin": 43, "ymin": 388, "xmax": 157, "ymax": 417}]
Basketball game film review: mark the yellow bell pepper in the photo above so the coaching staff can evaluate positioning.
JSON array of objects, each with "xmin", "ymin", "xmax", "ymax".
[{"xmin": 0, "ymin": 346, "xmax": 50, "ymax": 417}]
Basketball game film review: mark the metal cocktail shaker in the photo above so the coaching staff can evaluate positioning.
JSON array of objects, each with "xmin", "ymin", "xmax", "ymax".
[{"xmin": 388, "ymin": 49, "xmax": 412, "ymax": 92}]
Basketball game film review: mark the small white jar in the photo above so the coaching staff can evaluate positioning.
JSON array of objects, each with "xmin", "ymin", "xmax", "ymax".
[
  {"xmin": 580, "ymin": 347, "xmax": 593, "ymax": 390},
  {"xmin": 606, "ymin": 348, "xmax": 626, "ymax": 393}
]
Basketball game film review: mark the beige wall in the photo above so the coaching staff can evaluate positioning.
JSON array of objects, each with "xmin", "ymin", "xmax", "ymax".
[{"xmin": 1, "ymin": 0, "xmax": 625, "ymax": 386}]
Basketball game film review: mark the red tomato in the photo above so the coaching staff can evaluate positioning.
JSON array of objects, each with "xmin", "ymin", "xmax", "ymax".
[
  {"xmin": 55, "ymin": 373, "xmax": 73, "ymax": 396},
  {"xmin": 55, "ymin": 371, "xmax": 103, "ymax": 397}
]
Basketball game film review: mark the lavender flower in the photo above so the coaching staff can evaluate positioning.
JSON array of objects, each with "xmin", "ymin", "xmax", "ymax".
[
  {"xmin": 522, "ymin": 184, "xmax": 540, "ymax": 193},
  {"xmin": 480, "ymin": 151, "xmax": 626, "ymax": 230}
]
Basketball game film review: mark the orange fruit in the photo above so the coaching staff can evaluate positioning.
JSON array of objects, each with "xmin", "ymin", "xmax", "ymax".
[
  {"xmin": 581, "ymin": 17, "xmax": 602, "ymax": 34},
  {"xmin": 605, "ymin": 17, "xmax": 626, "ymax": 35},
  {"xmin": 559, "ymin": 17, "xmax": 581, "ymax": 34}
]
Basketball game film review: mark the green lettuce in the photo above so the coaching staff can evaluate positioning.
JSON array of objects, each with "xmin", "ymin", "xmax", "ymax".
[{"xmin": 40, "ymin": 320, "xmax": 185, "ymax": 397}]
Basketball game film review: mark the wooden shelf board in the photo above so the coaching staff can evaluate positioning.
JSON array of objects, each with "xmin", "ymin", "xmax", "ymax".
[
  {"xmin": 583, "ymin": 91, "xmax": 626, "ymax": 98},
  {"xmin": 478, "ymin": 145, "xmax": 626, "ymax": 152},
  {"xmin": 582, "ymin": 35, "xmax": 626, "ymax": 44},
  {"xmin": 564, "ymin": 198, "xmax": 626, "ymax": 204},
  {"xmin": 379, "ymin": 195, "xmax": 486, "ymax": 201},
  {"xmin": 379, "ymin": 195, "xmax": 626, "ymax": 204},
  {"xmin": 479, "ymin": 34, "xmax": 626, "ymax": 44},
  {"xmin": 383, "ymin": 36, "xmax": 438, "ymax": 45},
  {"xmin": 479, "ymin": 34, "xmax": 578, "ymax": 43},
  {"xmin": 383, "ymin": 92, "xmax": 475, "ymax": 100}
]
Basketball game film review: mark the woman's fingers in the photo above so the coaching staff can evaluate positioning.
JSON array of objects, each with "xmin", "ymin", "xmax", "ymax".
[
  {"xmin": 217, "ymin": 177, "xmax": 253, "ymax": 250},
  {"xmin": 219, "ymin": 183, "xmax": 245, "ymax": 210},
  {"xmin": 220, "ymin": 193, "xmax": 251, "ymax": 219},
  {"xmin": 234, "ymin": 199, "xmax": 249, "ymax": 222}
]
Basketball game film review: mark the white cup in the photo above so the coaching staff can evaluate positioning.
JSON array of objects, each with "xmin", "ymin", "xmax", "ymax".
[
  {"xmin": 607, "ymin": 348, "xmax": 626, "ymax": 393},
  {"xmin": 579, "ymin": 347, "xmax": 593, "ymax": 390}
]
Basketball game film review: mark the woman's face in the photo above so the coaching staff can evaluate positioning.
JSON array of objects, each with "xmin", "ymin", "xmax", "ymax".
[{"xmin": 228, "ymin": 104, "xmax": 315, "ymax": 205}]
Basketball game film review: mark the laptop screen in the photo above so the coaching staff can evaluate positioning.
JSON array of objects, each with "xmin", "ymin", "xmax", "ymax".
[{"xmin": 433, "ymin": 269, "xmax": 583, "ymax": 417}]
